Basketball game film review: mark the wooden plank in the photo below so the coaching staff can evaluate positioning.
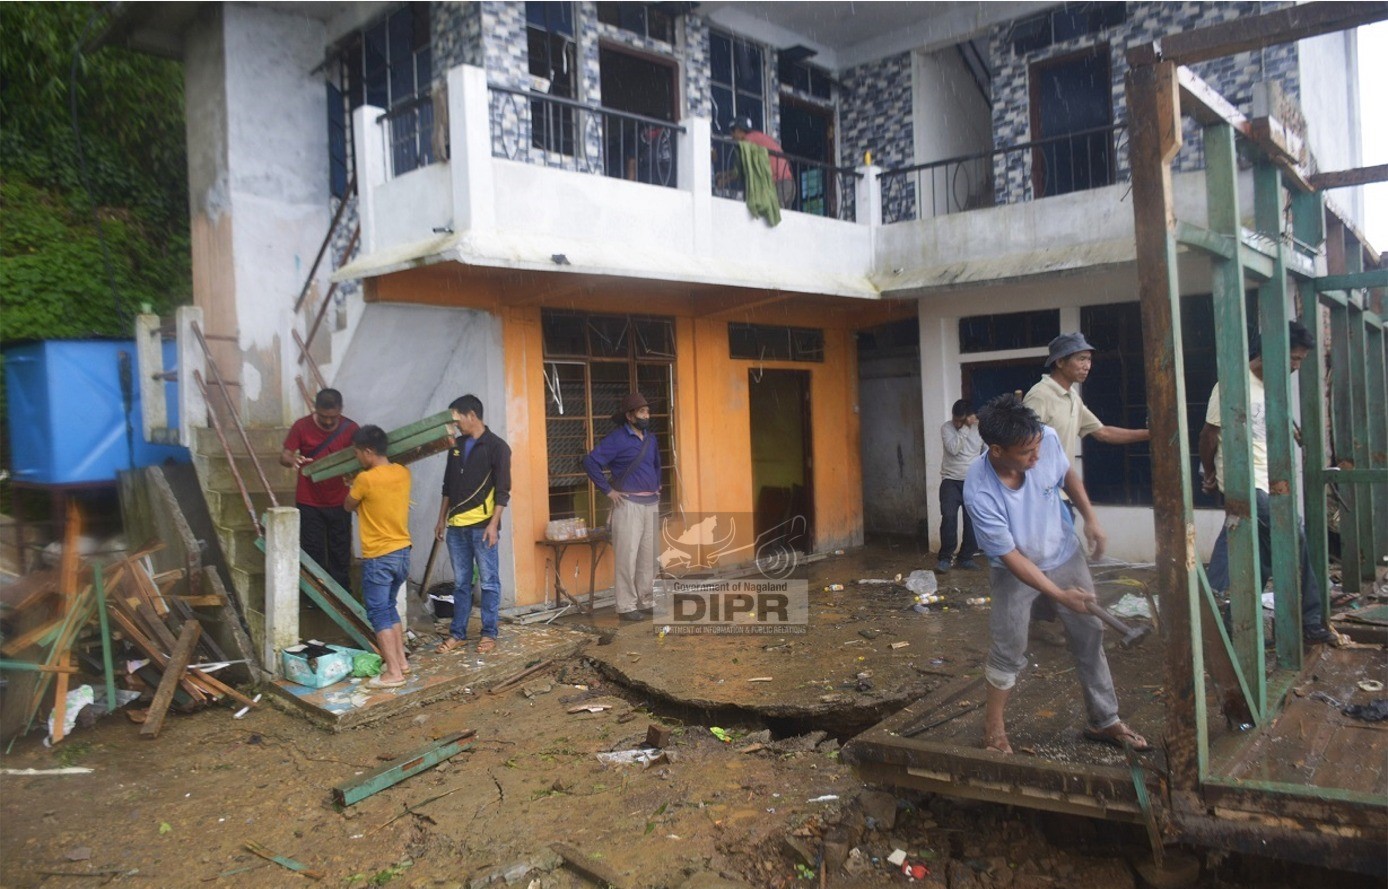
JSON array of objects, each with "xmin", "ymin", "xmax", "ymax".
[
  {"xmin": 187, "ymin": 668, "xmax": 258, "ymax": 709},
  {"xmin": 553, "ymin": 842, "xmax": 629, "ymax": 889},
  {"xmin": 92, "ymin": 563, "xmax": 118, "ymax": 712},
  {"xmin": 0, "ymin": 571, "xmax": 57, "ymax": 614},
  {"xmin": 331, "ymin": 730, "xmax": 475, "ymax": 806},
  {"xmin": 0, "ymin": 660, "xmax": 82, "ymax": 674},
  {"xmin": 169, "ymin": 594, "xmax": 228, "ymax": 608},
  {"xmin": 0, "ymin": 615, "xmax": 69, "ymax": 656},
  {"xmin": 1126, "ymin": 2, "xmax": 1388, "ymax": 67},
  {"xmin": 135, "ymin": 601, "xmax": 180, "ymax": 657},
  {"xmin": 1309, "ymin": 163, "xmax": 1388, "ymax": 191},
  {"xmin": 141, "ymin": 620, "xmax": 201, "ymax": 739},
  {"xmin": 107, "ymin": 606, "xmax": 207, "ymax": 704},
  {"xmin": 304, "ymin": 410, "xmax": 453, "ymax": 482},
  {"xmin": 51, "ymin": 502, "xmax": 81, "ymax": 745}
]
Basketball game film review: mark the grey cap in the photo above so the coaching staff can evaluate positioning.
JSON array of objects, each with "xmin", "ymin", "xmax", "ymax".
[
  {"xmin": 731, "ymin": 115, "xmax": 755, "ymax": 133},
  {"xmin": 1045, "ymin": 331, "xmax": 1096, "ymax": 367}
]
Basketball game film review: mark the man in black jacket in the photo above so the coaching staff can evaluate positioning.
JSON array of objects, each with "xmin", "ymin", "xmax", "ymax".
[{"xmin": 434, "ymin": 395, "xmax": 512, "ymax": 654}]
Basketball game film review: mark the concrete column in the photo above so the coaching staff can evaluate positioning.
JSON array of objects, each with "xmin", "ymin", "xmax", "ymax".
[
  {"xmin": 682, "ymin": 116, "xmax": 713, "ymax": 255},
  {"xmin": 135, "ymin": 314, "xmax": 166, "ymax": 444},
  {"xmin": 449, "ymin": 64, "xmax": 497, "ymax": 234},
  {"xmin": 263, "ymin": 506, "xmax": 301, "ymax": 676},
  {"xmin": 352, "ymin": 104, "xmax": 387, "ymax": 254},
  {"xmin": 856, "ymin": 164, "xmax": 882, "ymax": 227},
  {"xmin": 175, "ymin": 306, "xmax": 208, "ymax": 448}
]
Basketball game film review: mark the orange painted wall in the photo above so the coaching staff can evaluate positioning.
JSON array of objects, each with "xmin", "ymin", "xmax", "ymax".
[{"xmin": 374, "ymin": 269, "xmax": 868, "ymax": 607}]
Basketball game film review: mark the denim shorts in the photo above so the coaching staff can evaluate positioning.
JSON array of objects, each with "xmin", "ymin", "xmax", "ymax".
[{"xmin": 361, "ymin": 546, "xmax": 410, "ymax": 632}]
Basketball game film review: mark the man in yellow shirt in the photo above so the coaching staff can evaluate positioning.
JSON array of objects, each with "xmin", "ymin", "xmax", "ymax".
[
  {"xmin": 344, "ymin": 425, "xmax": 413, "ymax": 688},
  {"xmin": 1024, "ymin": 332, "xmax": 1150, "ymax": 461}
]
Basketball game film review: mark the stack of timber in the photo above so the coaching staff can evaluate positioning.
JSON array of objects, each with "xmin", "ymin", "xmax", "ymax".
[
  {"xmin": 0, "ymin": 502, "xmax": 259, "ymax": 745},
  {"xmin": 303, "ymin": 410, "xmax": 454, "ymax": 483}
]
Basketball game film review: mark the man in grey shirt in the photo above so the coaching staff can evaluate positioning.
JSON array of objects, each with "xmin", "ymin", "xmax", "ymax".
[{"xmin": 938, "ymin": 399, "xmax": 985, "ymax": 572}]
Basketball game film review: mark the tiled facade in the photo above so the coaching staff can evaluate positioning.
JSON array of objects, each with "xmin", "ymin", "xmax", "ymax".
[{"xmin": 988, "ymin": 1, "xmax": 1299, "ymax": 201}]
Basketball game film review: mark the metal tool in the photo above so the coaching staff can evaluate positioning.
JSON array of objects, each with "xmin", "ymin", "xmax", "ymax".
[{"xmin": 1087, "ymin": 602, "xmax": 1154, "ymax": 649}]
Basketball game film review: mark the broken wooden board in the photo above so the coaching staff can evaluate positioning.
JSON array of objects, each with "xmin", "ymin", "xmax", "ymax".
[
  {"xmin": 331, "ymin": 730, "xmax": 475, "ymax": 806},
  {"xmin": 304, "ymin": 410, "xmax": 454, "ymax": 483},
  {"xmin": 141, "ymin": 620, "xmax": 202, "ymax": 739},
  {"xmin": 252, "ymin": 539, "xmax": 378, "ymax": 653}
]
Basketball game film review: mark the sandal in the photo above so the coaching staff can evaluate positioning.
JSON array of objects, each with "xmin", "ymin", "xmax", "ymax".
[
  {"xmin": 435, "ymin": 637, "xmax": 467, "ymax": 655},
  {"xmin": 476, "ymin": 636, "xmax": 497, "ymax": 655},
  {"xmin": 983, "ymin": 730, "xmax": 1013, "ymax": 755},
  {"xmin": 1083, "ymin": 721, "xmax": 1152, "ymax": 752},
  {"xmin": 367, "ymin": 675, "xmax": 406, "ymax": 689}
]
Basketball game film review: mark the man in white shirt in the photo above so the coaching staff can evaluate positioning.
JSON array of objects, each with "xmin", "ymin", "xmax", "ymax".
[{"xmin": 938, "ymin": 399, "xmax": 985, "ymax": 572}]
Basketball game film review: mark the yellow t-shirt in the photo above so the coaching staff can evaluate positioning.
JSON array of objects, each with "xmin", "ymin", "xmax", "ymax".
[
  {"xmin": 1206, "ymin": 374, "xmax": 1268, "ymax": 493},
  {"xmin": 1024, "ymin": 375, "xmax": 1102, "ymax": 460},
  {"xmin": 349, "ymin": 463, "xmax": 412, "ymax": 559}
]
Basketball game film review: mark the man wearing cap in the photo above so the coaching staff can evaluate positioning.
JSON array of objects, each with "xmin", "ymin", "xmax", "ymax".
[
  {"xmin": 730, "ymin": 116, "xmax": 795, "ymax": 208},
  {"xmin": 584, "ymin": 393, "xmax": 662, "ymax": 621},
  {"xmin": 1024, "ymin": 332, "xmax": 1151, "ymax": 463}
]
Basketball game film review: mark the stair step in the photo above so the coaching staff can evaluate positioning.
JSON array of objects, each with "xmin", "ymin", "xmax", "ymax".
[
  {"xmin": 204, "ymin": 488, "xmax": 298, "ymax": 528},
  {"xmin": 195, "ymin": 453, "xmax": 300, "ymax": 493},
  {"xmin": 230, "ymin": 565, "xmax": 266, "ymax": 616}
]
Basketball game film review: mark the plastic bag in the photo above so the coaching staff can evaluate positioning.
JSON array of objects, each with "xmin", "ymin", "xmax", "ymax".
[
  {"xmin": 904, "ymin": 570, "xmax": 938, "ymax": 596},
  {"xmin": 351, "ymin": 653, "xmax": 384, "ymax": 678}
]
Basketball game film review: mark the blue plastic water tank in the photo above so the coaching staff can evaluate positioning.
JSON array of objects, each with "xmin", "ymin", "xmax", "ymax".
[{"xmin": 4, "ymin": 339, "xmax": 190, "ymax": 485}]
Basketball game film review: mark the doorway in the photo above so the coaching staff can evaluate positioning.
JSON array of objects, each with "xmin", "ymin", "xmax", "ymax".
[
  {"xmin": 748, "ymin": 369, "xmax": 813, "ymax": 553},
  {"xmin": 1029, "ymin": 47, "xmax": 1112, "ymax": 197},
  {"xmin": 779, "ymin": 99, "xmax": 834, "ymax": 215},
  {"xmin": 599, "ymin": 46, "xmax": 678, "ymax": 186}
]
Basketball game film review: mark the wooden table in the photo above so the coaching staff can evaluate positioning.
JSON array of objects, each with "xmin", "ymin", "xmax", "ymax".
[{"xmin": 536, "ymin": 528, "xmax": 610, "ymax": 613}]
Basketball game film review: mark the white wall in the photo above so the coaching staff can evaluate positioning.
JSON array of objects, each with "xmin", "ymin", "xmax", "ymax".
[
  {"xmin": 329, "ymin": 303, "xmax": 510, "ymax": 597},
  {"xmin": 1298, "ymin": 31, "xmax": 1364, "ymax": 228},
  {"xmin": 913, "ymin": 45, "xmax": 992, "ymax": 167}
]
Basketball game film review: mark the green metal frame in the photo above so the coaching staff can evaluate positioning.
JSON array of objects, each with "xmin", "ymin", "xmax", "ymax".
[{"xmin": 304, "ymin": 410, "xmax": 454, "ymax": 482}]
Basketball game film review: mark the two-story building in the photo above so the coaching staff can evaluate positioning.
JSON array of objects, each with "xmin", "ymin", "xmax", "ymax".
[{"xmin": 101, "ymin": 1, "xmax": 1376, "ymax": 617}]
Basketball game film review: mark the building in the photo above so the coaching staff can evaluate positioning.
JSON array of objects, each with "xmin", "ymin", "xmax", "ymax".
[{"xmin": 101, "ymin": 1, "xmax": 1378, "ymax": 625}]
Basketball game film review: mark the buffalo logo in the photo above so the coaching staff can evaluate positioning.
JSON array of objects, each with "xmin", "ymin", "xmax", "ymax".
[{"xmin": 658, "ymin": 513, "xmax": 806, "ymax": 579}]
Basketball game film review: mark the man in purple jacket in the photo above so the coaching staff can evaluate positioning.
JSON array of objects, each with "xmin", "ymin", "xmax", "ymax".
[{"xmin": 584, "ymin": 392, "xmax": 661, "ymax": 621}]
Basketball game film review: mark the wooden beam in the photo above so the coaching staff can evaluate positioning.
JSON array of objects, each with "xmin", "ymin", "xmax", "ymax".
[
  {"xmin": 1315, "ymin": 269, "xmax": 1388, "ymax": 292},
  {"xmin": 1176, "ymin": 66, "xmax": 1250, "ymax": 136},
  {"xmin": 141, "ymin": 620, "xmax": 202, "ymax": 739},
  {"xmin": 1127, "ymin": 2, "xmax": 1388, "ymax": 67},
  {"xmin": 331, "ymin": 731, "xmax": 475, "ymax": 806},
  {"xmin": 1309, "ymin": 163, "xmax": 1388, "ymax": 191}
]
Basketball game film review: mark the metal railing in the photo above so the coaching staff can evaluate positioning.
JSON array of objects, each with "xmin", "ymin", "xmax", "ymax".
[
  {"xmin": 190, "ymin": 321, "xmax": 279, "ymax": 537},
  {"xmin": 378, "ymin": 93, "xmax": 436, "ymax": 179},
  {"xmin": 293, "ymin": 176, "xmax": 359, "ymax": 411},
  {"xmin": 488, "ymin": 84, "xmax": 684, "ymax": 188},
  {"xmin": 879, "ymin": 123, "xmax": 1128, "ymax": 224},
  {"xmin": 711, "ymin": 135, "xmax": 860, "ymax": 222}
]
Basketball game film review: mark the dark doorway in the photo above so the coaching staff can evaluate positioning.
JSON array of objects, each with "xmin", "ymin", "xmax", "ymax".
[
  {"xmin": 779, "ymin": 99, "xmax": 835, "ymax": 216},
  {"xmin": 961, "ymin": 358, "xmax": 1043, "ymax": 411},
  {"xmin": 1029, "ymin": 47, "xmax": 1112, "ymax": 197},
  {"xmin": 599, "ymin": 46, "xmax": 678, "ymax": 186},
  {"xmin": 748, "ymin": 369, "xmax": 813, "ymax": 552}
]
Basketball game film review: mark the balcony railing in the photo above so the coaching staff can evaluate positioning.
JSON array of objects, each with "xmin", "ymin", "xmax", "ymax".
[
  {"xmin": 488, "ymin": 84, "xmax": 684, "ymax": 188},
  {"xmin": 379, "ymin": 93, "xmax": 437, "ymax": 179},
  {"xmin": 880, "ymin": 123, "xmax": 1128, "ymax": 224},
  {"xmin": 711, "ymin": 135, "xmax": 860, "ymax": 222}
]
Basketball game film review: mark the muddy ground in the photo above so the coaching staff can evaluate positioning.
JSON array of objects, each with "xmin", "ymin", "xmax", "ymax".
[{"xmin": 0, "ymin": 541, "xmax": 1378, "ymax": 889}]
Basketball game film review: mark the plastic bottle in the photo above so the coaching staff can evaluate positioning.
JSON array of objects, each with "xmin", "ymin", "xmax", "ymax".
[
  {"xmin": 905, "ymin": 570, "xmax": 938, "ymax": 596},
  {"xmin": 824, "ymin": 583, "xmax": 845, "ymax": 592},
  {"xmin": 966, "ymin": 596, "xmax": 992, "ymax": 606}
]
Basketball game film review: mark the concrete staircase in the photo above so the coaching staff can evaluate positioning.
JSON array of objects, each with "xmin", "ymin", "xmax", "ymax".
[{"xmin": 189, "ymin": 425, "xmax": 297, "ymax": 647}]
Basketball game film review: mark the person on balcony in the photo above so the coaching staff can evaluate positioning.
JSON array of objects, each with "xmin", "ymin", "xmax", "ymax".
[
  {"xmin": 280, "ymin": 388, "xmax": 359, "ymax": 594},
  {"xmin": 343, "ymin": 425, "xmax": 412, "ymax": 689},
  {"xmin": 730, "ymin": 115, "xmax": 795, "ymax": 210},
  {"xmin": 435, "ymin": 395, "xmax": 512, "ymax": 656},
  {"xmin": 964, "ymin": 394, "xmax": 1150, "ymax": 756},
  {"xmin": 584, "ymin": 393, "xmax": 661, "ymax": 622},
  {"xmin": 1200, "ymin": 320, "xmax": 1335, "ymax": 646}
]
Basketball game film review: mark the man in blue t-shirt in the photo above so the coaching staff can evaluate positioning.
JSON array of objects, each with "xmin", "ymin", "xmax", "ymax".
[{"xmin": 964, "ymin": 394, "xmax": 1150, "ymax": 756}]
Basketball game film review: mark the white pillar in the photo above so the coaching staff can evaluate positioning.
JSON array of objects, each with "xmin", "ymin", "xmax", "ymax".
[
  {"xmin": 682, "ymin": 116, "xmax": 713, "ymax": 256},
  {"xmin": 264, "ymin": 506, "xmax": 301, "ymax": 676},
  {"xmin": 449, "ymin": 64, "xmax": 497, "ymax": 234},
  {"xmin": 352, "ymin": 104, "xmax": 387, "ymax": 254},
  {"xmin": 856, "ymin": 163, "xmax": 882, "ymax": 228},
  {"xmin": 175, "ymin": 306, "xmax": 207, "ymax": 448},
  {"xmin": 135, "ymin": 314, "xmax": 166, "ymax": 444}
]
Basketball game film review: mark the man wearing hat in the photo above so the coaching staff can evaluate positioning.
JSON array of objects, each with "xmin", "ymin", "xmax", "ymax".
[
  {"xmin": 730, "ymin": 116, "xmax": 795, "ymax": 208},
  {"xmin": 1024, "ymin": 331, "xmax": 1150, "ymax": 463},
  {"xmin": 584, "ymin": 393, "xmax": 662, "ymax": 621}
]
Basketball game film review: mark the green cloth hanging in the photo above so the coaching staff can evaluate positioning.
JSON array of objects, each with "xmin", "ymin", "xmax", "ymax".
[{"xmin": 737, "ymin": 140, "xmax": 781, "ymax": 227}]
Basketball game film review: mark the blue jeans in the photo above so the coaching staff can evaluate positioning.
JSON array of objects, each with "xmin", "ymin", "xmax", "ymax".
[
  {"xmin": 446, "ymin": 525, "xmax": 500, "ymax": 641},
  {"xmin": 1207, "ymin": 488, "xmax": 1323, "ymax": 628},
  {"xmin": 361, "ymin": 546, "xmax": 410, "ymax": 632}
]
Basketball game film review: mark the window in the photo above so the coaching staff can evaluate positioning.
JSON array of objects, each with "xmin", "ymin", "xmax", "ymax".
[
  {"xmin": 329, "ymin": 3, "xmax": 434, "ymax": 182},
  {"xmin": 1011, "ymin": 3, "xmax": 1127, "ymax": 55},
  {"xmin": 777, "ymin": 60, "xmax": 832, "ymax": 100},
  {"xmin": 542, "ymin": 311, "xmax": 677, "ymax": 527},
  {"xmin": 728, "ymin": 324, "xmax": 824, "ymax": 362},
  {"xmin": 958, "ymin": 310, "xmax": 1059, "ymax": 354},
  {"xmin": 710, "ymin": 30, "xmax": 765, "ymax": 134},
  {"xmin": 597, "ymin": 2, "xmax": 675, "ymax": 43},
  {"xmin": 1077, "ymin": 296, "xmax": 1232, "ymax": 506},
  {"xmin": 527, "ymin": 2, "xmax": 578, "ymax": 154}
]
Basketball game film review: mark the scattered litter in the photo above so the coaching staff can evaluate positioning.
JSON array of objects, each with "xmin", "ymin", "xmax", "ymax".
[
  {"xmin": 889, "ymin": 641, "xmax": 910, "ymax": 650},
  {"xmin": 567, "ymin": 704, "xmax": 612, "ymax": 714},
  {"xmin": 886, "ymin": 849, "xmax": 908, "ymax": 867},
  {"xmin": 856, "ymin": 578, "xmax": 896, "ymax": 585},
  {"xmin": 596, "ymin": 749, "xmax": 665, "ymax": 766},
  {"xmin": 824, "ymin": 583, "xmax": 845, "ymax": 592},
  {"xmin": 965, "ymin": 596, "xmax": 991, "ymax": 607},
  {"xmin": 350, "ymin": 653, "xmax": 384, "ymax": 678},
  {"xmin": 44, "ymin": 685, "xmax": 94, "ymax": 746},
  {"xmin": 0, "ymin": 767, "xmax": 93, "ymax": 775},
  {"xmin": 244, "ymin": 840, "xmax": 325, "ymax": 881},
  {"xmin": 232, "ymin": 693, "xmax": 263, "ymax": 720},
  {"xmin": 747, "ymin": 677, "xmax": 773, "ymax": 683},
  {"xmin": 1110, "ymin": 593, "xmax": 1155, "ymax": 619},
  {"xmin": 709, "ymin": 727, "xmax": 732, "ymax": 743},
  {"xmin": 807, "ymin": 794, "xmax": 839, "ymax": 803},
  {"xmin": 1343, "ymin": 699, "xmax": 1388, "ymax": 722},
  {"xmin": 904, "ymin": 570, "xmax": 937, "ymax": 596},
  {"xmin": 63, "ymin": 846, "xmax": 93, "ymax": 862},
  {"xmin": 1357, "ymin": 680, "xmax": 1384, "ymax": 693}
]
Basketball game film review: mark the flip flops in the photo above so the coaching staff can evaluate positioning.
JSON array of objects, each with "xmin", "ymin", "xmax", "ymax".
[
  {"xmin": 367, "ymin": 675, "xmax": 406, "ymax": 689},
  {"xmin": 1083, "ymin": 721, "xmax": 1152, "ymax": 752},
  {"xmin": 983, "ymin": 731, "xmax": 1013, "ymax": 755},
  {"xmin": 435, "ymin": 637, "xmax": 467, "ymax": 655},
  {"xmin": 476, "ymin": 636, "xmax": 497, "ymax": 655}
]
